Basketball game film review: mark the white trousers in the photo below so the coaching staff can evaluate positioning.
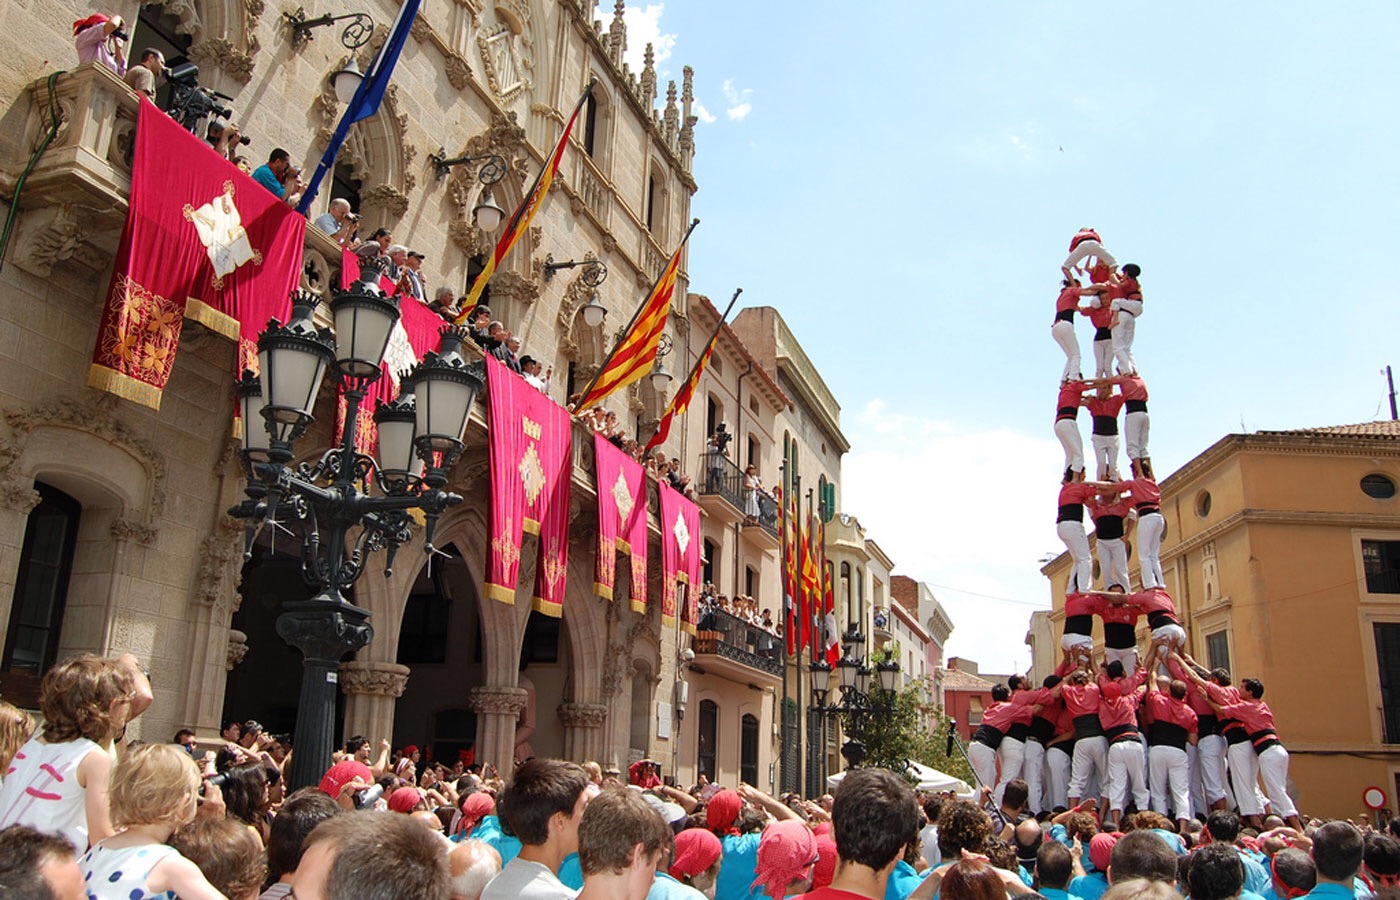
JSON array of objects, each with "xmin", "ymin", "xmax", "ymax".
[
  {"xmin": 1104, "ymin": 646, "xmax": 1139, "ymax": 678},
  {"xmin": 1052, "ymin": 321, "xmax": 1082, "ymax": 383},
  {"xmin": 1186, "ymin": 742, "xmax": 1206, "ymax": 817},
  {"xmin": 1064, "ymin": 240, "xmax": 1118, "ymax": 271},
  {"xmin": 1096, "ymin": 537, "xmax": 1130, "ymax": 591},
  {"xmin": 1227, "ymin": 739, "xmax": 1267, "ymax": 816},
  {"xmin": 1258, "ymin": 745, "xmax": 1298, "ymax": 817},
  {"xmin": 1107, "ymin": 739, "xmax": 1150, "ymax": 813},
  {"xmin": 1091, "ymin": 434, "xmax": 1120, "ymax": 481},
  {"xmin": 969, "ymin": 740, "xmax": 999, "ymax": 793},
  {"xmin": 1197, "ymin": 734, "xmax": 1235, "ymax": 809},
  {"xmin": 1022, "ymin": 739, "xmax": 1047, "ymax": 813},
  {"xmin": 1110, "ymin": 300, "xmax": 1141, "ymax": 375},
  {"xmin": 1149, "ymin": 745, "xmax": 1191, "ymax": 820},
  {"xmin": 1046, "ymin": 746, "xmax": 1073, "ymax": 811},
  {"xmin": 1057, "ymin": 521, "xmax": 1094, "ymax": 593},
  {"xmin": 1093, "ymin": 337, "xmax": 1114, "ymax": 378},
  {"xmin": 1124, "ymin": 410, "xmax": 1150, "ymax": 461},
  {"xmin": 1055, "ymin": 418, "xmax": 1085, "ymax": 473},
  {"xmin": 1136, "ymin": 511, "xmax": 1165, "ymax": 589},
  {"xmin": 1070, "ymin": 736, "xmax": 1108, "ymax": 800},
  {"xmin": 995, "ymin": 738, "xmax": 1026, "ymax": 807}
]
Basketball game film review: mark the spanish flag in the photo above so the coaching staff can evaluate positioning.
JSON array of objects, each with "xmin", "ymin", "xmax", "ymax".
[
  {"xmin": 801, "ymin": 511, "xmax": 820, "ymax": 651},
  {"xmin": 454, "ymin": 78, "xmax": 595, "ymax": 320},
  {"xmin": 573, "ymin": 219, "xmax": 699, "ymax": 412}
]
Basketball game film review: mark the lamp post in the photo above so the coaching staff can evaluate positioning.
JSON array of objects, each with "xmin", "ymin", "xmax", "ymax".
[
  {"xmin": 230, "ymin": 267, "xmax": 484, "ymax": 790},
  {"xmin": 809, "ymin": 624, "xmax": 899, "ymax": 772}
]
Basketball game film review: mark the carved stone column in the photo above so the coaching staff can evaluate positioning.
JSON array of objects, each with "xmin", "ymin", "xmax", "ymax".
[
  {"xmin": 599, "ymin": 641, "xmax": 632, "ymax": 768},
  {"xmin": 468, "ymin": 685, "xmax": 527, "ymax": 771},
  {"xmin": 340, "ymin": 660, "xmax": 411, "ymax": 747},
  {"xmin": 558, "ymin": 702, "xmax": 609, "ymax": 763},
  {"xmin": 0, "ymin": 482, "xmax": 41, "ymax": 651}
]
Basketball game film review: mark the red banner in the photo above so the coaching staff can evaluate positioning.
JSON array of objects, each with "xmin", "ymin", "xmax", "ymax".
[
  {"xmin": 89, "ymin": 98, "xmax": 304, "ymax": 409},
  {"xmin": 486, "ymin": 356, "xmax": 572, "ymax": 616},
  {"xmin": 593, "ymin": 435, "xmax": 648, "ymax": 611},
  {"xmin": 659, "ymin": 482, "xmax": 700, "ymax": 632}
]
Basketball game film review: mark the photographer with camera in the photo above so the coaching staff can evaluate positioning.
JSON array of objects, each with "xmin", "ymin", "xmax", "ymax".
[
  {"xmin": 314, "ymin": 198, "xmax": 361, "ymax": 247},
  {"xmin": 253, "ymin": 148, "xmax": 306, "ymax": 207},
  {"xmin": 73, "ymin": 12, "xmax": 127, "ymax": 75},
  {"xmin": 124, "ymin": 48, "xmax": 164, "ymax": 100},
  {"xmin": 206, "ymin": 120, "xmax": 250, "ymax": 161}
]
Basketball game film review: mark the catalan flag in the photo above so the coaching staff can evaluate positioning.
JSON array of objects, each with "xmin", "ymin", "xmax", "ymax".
[
  {"xmin": 819, "ymin": 514, "xmax": 839, "ymax": 665},
  {"xmin": 454, "ymin": 79, "xmax": 595, "ymax": 320},
  {"xmin": 801, "ymin": 510, "xmax": 820, "ymax": 652},
  {"xmin": 573, "ymin": 220, "xmax": 699, "ymax": 412},
  {"xmin": 644, "ymin": 289, "xmax": 740, "ymax": 453},
  {"xmin": 783, "ymin": 486, "xmax": 800, "ymax": 654}
]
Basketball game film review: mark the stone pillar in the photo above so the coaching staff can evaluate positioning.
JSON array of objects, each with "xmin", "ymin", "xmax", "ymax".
[
  {"xmin": 469, "ymin": 685, "xmax": 527, "ymax": 771},
  {"xmin": 558, "ymin": 702, "xmax": 609, "ymax": 763},
  {"xmin": 339, "ymin": 660, "xmax": 411, "ymax": 747},
  {"xmin": 0, "ymin": 482, "xmax": 41, "ymax": 641}
]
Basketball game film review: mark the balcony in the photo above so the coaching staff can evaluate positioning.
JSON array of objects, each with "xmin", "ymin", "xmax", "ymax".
[
  {"xmin": 695, "ymin": 451, "xmax": 744, "ymax": 524},
  {"xmin": 741, "ymin": 491, "xmax": 780, "ymax": 553},
  {"xmin": 692, "ymin": 608, "xmax": 782, "ymax": 682},
  {"xmin": 873, "ymin": 605, "xmax": 893, "ymax": 639}
]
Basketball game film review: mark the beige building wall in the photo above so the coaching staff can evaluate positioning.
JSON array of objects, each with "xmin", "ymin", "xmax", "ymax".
[{"xmin": 1039, "ymin": 424, "xmax": 1400, "ymax": 819}]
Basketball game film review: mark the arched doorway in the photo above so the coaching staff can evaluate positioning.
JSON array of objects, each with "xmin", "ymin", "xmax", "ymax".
[{"xmin": 1, "ymin": 483, "xmax": 81, "ymax": 708}]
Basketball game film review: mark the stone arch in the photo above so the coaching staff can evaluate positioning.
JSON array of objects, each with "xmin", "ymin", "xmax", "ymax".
[{"xmin": 144, "ymin": 0, "xmax": 263, "ymax": 88}]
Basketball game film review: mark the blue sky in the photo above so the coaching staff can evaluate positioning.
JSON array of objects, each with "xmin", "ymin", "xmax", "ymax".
[{"xmin": 622, "ymin": 2, "xmax": 1400, "ymax": 671}]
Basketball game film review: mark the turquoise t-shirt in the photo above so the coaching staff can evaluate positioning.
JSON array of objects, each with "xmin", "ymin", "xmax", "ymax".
[{"xmin": 715, "ymin": 832, "xmax": 763, "ymax": 900}]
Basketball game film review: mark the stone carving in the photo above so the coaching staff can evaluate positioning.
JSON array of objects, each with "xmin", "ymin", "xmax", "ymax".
[
  {"xmin": 361, "ymin": 183, "xmax": 410, "ymax": 220},
  {"xmin": 188, "ymin": 38, "xmax": 255, "ymax": 84},
  {"xmin": 1, "ymin": 394, "xmax": 166, "ymax": 522},
  {"xmin": 196, "ymin": 516, "xmax": 244, "ymax": 611},
  {"xmin": 468, "ymin": 685, "xmax": 528, "ymax": 715},
  {"xmin": 339, "ymin": 661, "xmax": 411, "ymax": 698},
  {"xmin": 557, "ymin": 702, "xmax": 608, "ymax": 727},
  {"xmin": 226, "ymin": 629, "xmax": 249, "ymax": 670},
  {"xmin": 110, "ymin": 517, "xmax": 158, "ymax": 546},
  {"xmin": 465, "ymin": 112, "xmax": 530, "ymax": 174},
  {"xmin": 445, "ymin": 53, "xmax": 472, "ymax": 89},
  {"xmin": 489, "ymin": 270, "xmax": 540, "ymax": 309},
  {"xmin": 0, "ymin": 480, "xmax": 40, "ymax": 513},
  {"xmin": 600, "ymin": 641, "xmax": 628, "ymax": 697},
  {"xmin": 10, "ymin": 203, "xmax": 90, "ymax": 278},
  {"xmin": 410, "ymin": 13, "xmax": 432, "ymax": 42}
]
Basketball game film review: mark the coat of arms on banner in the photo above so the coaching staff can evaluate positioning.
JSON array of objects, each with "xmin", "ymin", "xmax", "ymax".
[{"xmin": 184, "ymin": 181, "xmax": 263, "ymax": 289}]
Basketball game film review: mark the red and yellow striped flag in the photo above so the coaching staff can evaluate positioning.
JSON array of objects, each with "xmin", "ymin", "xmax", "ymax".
[
  {"xmin": 644, "ymin": 331, "xmax": 714, "ymax": 452},
  {"xmin": 573, "ymin": 220, "xmax": 699, "ymax": 412},
  {"xmin": 454, "ymin": 79, "xmax": 594, "ymax": 320}
]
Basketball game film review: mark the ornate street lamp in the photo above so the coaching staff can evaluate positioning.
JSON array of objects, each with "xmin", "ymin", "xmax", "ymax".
[
  {"xmin": 230, "ymin": 271, "xmax": 483, "ymax": 790},
  {"xmin": 811, "ymin": 628, "xmax": 900, "ymax": 771},
  {"xmin": 808, "ymin": 659, "xmax": 832, "ymax": 709}
]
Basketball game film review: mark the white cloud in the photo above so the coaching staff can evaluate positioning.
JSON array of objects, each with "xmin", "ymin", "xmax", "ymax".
[
  {"xmin": 694, "ymin": 103, "xmax": 716, "ymax": 124},
  {"xmin": 622, "ymin": 4, "xmax": 677, "ymax": 76},
  {"xmin": 721, "ymin": 79, "xmax": 754, "ymax": 121},
  {"xmin": 841, "ymin": 400, "xmax": 1063, "ymax": 673}
]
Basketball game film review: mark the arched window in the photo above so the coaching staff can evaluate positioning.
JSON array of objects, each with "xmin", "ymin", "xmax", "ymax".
[
  {"xmin": 740, "ymin": 713, "xmax": 759, "ymax": 786},
  {"xmin": 854, "ymin": 567, "xmax": 865, "ymax": 628},
  {"xmin": 706, "ymin": 395, "xmax": 722, "ymax": 439},
  {"xmin": 1, "ymin": 483, "xmax": 82, "ymax": 707},
  {"xmin": 840, "ymin": 562, "xmax": 852, "ymax": 624},
  {"xmin": 331, "ymin": 161, "xmax": 363, "ymax": 215},
  {"xmin": 697, "ymin": 699, "xmax": 718, "ymax": 782},
  {"xmin": 630, "ymin": 665, "xmax": 653, "ymax": 757},
  {"xmin": 645, "ymin": 163, "xmax": 668, "ymax": 243},
  {"xmin": 131, "ymin": 4, "xmax": 193, "ymax": 111}
]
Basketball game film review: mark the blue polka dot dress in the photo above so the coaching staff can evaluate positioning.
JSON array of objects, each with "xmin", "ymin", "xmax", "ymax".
[{"xmin": 78, "ymin": 841, "xmax": 179, "ymax": 899}]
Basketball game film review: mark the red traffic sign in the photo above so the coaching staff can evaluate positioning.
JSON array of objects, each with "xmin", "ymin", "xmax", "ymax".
[{"xmin": 1364, "ymin": 786, "xmax": 1388, "ymax": 810}]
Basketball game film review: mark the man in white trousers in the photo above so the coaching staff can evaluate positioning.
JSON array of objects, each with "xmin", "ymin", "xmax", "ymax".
[
  {"xmin": 1179, "ymin": 661, "xmax": 1270, "ymax": 828},
  {"xmin": 1095, "ymin": 656, "xmax": 1150, "ymax": 831},
  {"xmin": 1143, "ymin": 673, "xmax": 1197, "ymax": 830},
  {"xmin": 1108, "ymin": 264, "xmax": 1143, "ymax": 376},
  {"xmin": 1063, "ymin": 227, "xmax": 1118, "ymax": 278},
  {"xmin": 1054, "ymin": 664, "xmax": 1109, "ymax": 814},
  {"xmin": 1168, "ymin": 655, "xmax": 1236, "ymax": 817},
  {"xmin": 967, "ymin": 685, "xmax": 1036, "ymax": 801},
  {"xmin": 1202, "ymin": 674, "xmax": 1303, "ymax": 830}
]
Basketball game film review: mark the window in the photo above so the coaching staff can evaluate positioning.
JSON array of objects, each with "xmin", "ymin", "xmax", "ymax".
[
  {"xmin": 132, "ymin": 4, "xmax": 192, "ymax": 110},
  {"xmin": 697, "ymin": 700, "xmax": 718, "ymax": 782},
  {"xmin": 745, "ymin": 566, "xmax": 756, "ymax": 598},
  {"xmin": 1364, "ymin": 540, "xmax": 1400, "ymax": 594},
  {"xmin": 740, "ymin": 714, "xmax": 759, "ymax": 786},
  {"xmin": 1364, "ymin": 475, "xmax": 1398, "ymax": 500},
  {"xmin": 1196, "ymin": 491, "xmax": 1212, "ymax": 518},
  {"xmin": 398, "ymin": 558, "xmax": 453, "ymax": 665},
  {"xmin": 840, "ymin": 562, "xmax": 851, "ymax": 622},
  {"xmin": 583, "ymin": 92, "xmax": 599, "ymax": 157},
  {"xmin": 331, "ymin": 162, "xmax": 363, "ymax": 215},
  {"xmin": 1376, "ymin": 623, "xmax": 1400, "ymax": 743},
  {"xmin": 645, "ymin": 173, "xmax": 658, "ymax": 231},
  {"xmin": 432, "ymin": 709, "xmax": 477, "ymax": 767},
  {"xmin": 1205, "ymin": 630, "xmax": 1230, "ymax": 672},
  {"xmin": 522, "ymin": 612, "xmax": 560, "ymax": 665},
  {"xmin": 703, "ymin": 538, "xmax": 717, "ymax": 587},
  {"xmin": 2, "ymin": 484, "xmax": 81, "ymax": 707},
  {"xmin": 747, "ymin": 436, "xmax": 759, "ymax": 470}
]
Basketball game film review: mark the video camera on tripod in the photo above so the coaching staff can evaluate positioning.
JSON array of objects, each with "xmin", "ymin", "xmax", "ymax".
[{"xmin": 163, "ymin": 60, "xmax": 238, "ymax": 135}]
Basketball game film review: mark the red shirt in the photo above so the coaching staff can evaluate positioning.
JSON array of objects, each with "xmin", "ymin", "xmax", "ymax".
[
  {"xmin": 1117, "ymin": 375, "xmax": 1148, "ymax": 403},
  {"xmin": 1057, "ymin": 285, "xmax": 1084, "ymax": 313},
  {"xmin": 1088, "ymin": 261, "xmax": 1114, "ymax": 284},
  {"xmin": 1166, "ymin": 658, "xmax": 1215, "ymax": 716},
  {"xmin": 1088, "ymin": 496, "xmax": 1131, "ymax": 523},
  {"xmin": 1093, "ymin": 596, "xmax": 1141, "ymax": 626},
  {"xmin": 1086, "ymin": 395, "xmax": 1125, "ymax": 420},
  {"xmin": 1083, "ymin": 297, "xmax": 1115, "ymax": 329},
  {"xmin": 982, "ymin": 699, "xmax": 1036, "ymax": 732},
  {"xmin": 1112, "ymin": 477, "xmax": 1161, "ymax": 506},
  {"xmin": 798, "ymin": 889, "xmax": 871, "ymax": 900},
  {"xmin": 1096, "ymin": 669, "xmax": 1147, "ymax": 729},
  {"xmin": 1057, "ymin": 381, "xmax": 1087, "ymax": 412},
  {"xmin": 1107, "ymin": 275, "xmax": 1141, "ymax": 302},
  {"xmin": 1214, "ymin": 698, "xmax": 1276, "ymax": 736},
  {"xmin": 1065, "ymin": 592, "xmax": 1095, "ymax": 617},
  {"xmin": 1069, "ymin": 229, "xmax": 1102, "ymax": 251},
  {"xmin": 1051, "ymin": 703, "xmax": 1077, "ymax": 738},
  {"xmin": 1144, "ymin": 692, "xmax": 1199, "ymax": 733},
  {"xmin": 1059, "ymin": 483, "xmax": 1096, "ymax": 507},
  {"xmin": 1124, "ymin": 588, "xmax": 1177, "ymax": 617},
  {"xmin": 1061, "ymin": 683, "xmax": 1102, "ymax": 718}
]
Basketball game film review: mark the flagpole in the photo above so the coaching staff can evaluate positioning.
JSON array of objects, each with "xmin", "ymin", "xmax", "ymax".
[
  {"xmin": 571, "ymin": 218, "xmax": 699, "ymax": 414},
  {"xmin": 778, "ymin": 460, "xmax": 790, "ymax": 794},
  {"xmin": 806, "ymin": 488, "xmax": 817, "ymax": 797},
  {"xmin": 644, "ymin": 287, "xmax": 740, "ymax": 447}
]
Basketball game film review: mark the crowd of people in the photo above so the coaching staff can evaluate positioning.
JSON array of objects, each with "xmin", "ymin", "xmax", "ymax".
[
  {"xmin": 1, "ymin": 653, "xmax": 1389, "ymax": 900},
  {"xmin": 697, "ymin": 585, "xmax": 782, "ymax": 658}
]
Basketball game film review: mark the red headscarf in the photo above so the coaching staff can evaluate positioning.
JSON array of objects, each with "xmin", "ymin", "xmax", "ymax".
[
  {"xmin": 72, "ymin": 14, "xmax": 109, "ymax": 35},
  {"xmin": 451, "ymin": 791, "xmax": 497, "ymax": 839},
  {"xmin": 811, "ymin": 833, "xmax": 839, "ymax": 889},
  {"xmin": 752, "ymin": 821, "xmax": 818, "ymax": 899},
  {"xmin": 706, "ymin": 788, "xmax": 743, "ymax": 836},
  {"xmin": 670, "ymin": 828, "xmax": 723, "ymax": 881}
]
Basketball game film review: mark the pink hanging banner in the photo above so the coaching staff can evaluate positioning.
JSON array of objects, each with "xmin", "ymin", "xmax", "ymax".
[
  {"xmin": 659, "ymin": 482, "xmax": 701, "ymax": 631},
  {"xmin": 593, "ymin": 435, "xmax": 648, "ymax": 609},
  {"xmin": 486, "ymin": 355, "xmax": 572, "ymax": 615}
]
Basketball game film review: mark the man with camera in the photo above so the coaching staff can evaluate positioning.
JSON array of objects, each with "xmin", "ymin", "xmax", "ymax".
[
  {"xmin": 207, "ymin": 120, "xmax": 250, "ymax": 161},
  {"xmin": 314, "ymin": 198, "xmax": 360, "ymax": 247},
  {"xmin": 253, "ymin": 148, "xmax": 306, "ymax": 207},
  {"xmin": 73, "ymin": 13, "xmax": 128, "ymax": 75},
  {"xmin": 124, "ymin": 48, "xmax": 165, "ymax": 100}
]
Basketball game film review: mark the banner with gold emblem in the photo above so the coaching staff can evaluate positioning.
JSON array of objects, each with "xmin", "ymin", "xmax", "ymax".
[
  {"xmin": 659, "ymin": 482, "xmax": 701, "ymax": 632},
  {"xmin": 485, "ymin": 356, "xmax": 572, "ymax": 616},
  {"xmin": 89, "ymin": 97, "xmax": 305, "ymax": 409},
  {"xmin": 592, "ymin": 434, "xmax": 648, "ymax": 609}
]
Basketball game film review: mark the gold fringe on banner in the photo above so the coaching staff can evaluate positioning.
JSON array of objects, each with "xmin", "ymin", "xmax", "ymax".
[
  {"xmin": 87, "ymin": 365, "xmax": 164, "ymax": 411},
  {"xmin": 184, "ymin": 298, "xmax": 240, "ymax": 340}
]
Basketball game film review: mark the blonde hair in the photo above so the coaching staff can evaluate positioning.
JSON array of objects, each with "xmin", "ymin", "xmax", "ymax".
[
  {"xmin": 0, "ymin": 700, "xmax": 35, "ymax": 771},
  {"xmin": 110, "ymin": 743, "xmax": 200, "ymax": 829},
  {"xmin": 39, "ymin": 654, "xmax": 133, "ymax": 743}
]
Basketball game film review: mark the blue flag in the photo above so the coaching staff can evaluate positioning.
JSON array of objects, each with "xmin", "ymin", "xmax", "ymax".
[{"xmin": 296, "ymin": 0, "xmax": 421, "ymax": 215}]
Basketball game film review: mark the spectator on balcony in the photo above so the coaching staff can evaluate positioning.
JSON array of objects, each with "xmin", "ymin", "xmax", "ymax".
[
  {"xmin": 429, "ymin": 286, "xmax": 461, "ymax": 321},
  {"xmin": 743, "ymin": 465, "xmax": 764, "ymax": 525},
  {"xmin": 205, "ymin": 120, "xmax": 246, "ymax": 162},
  {"xmin": 465, "ymin": 306, "xmax": 491, "ymax": 345},
  {"xmin": 123, "ymin": 48, "xmax": 164, "ymax": 100},
  {"xmin": 382, "ymin": 244, "xmax": 409, "ymax": 281},
  {"xmin": 707, "ymin": 425, "xmax": 732, "ymax": 492},
  {"xmin": 521, "ymin": 357, "xmax": 552, "ymax": 394},
  {"xmin": 74, "ymin": 13, "xmax": 128, "ymax": 75},
  {"xmin": 400, "ymin": 251, "xmax": 427, "ymax": 302},
  {"xmin": 253, "ymin": 149, "xmax": 305, "ymax": 206},
  {"xmin": 314, "ymin": 199, "xmax": 360, "ymax": 246}
]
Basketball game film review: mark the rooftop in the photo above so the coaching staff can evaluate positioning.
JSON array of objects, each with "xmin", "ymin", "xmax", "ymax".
[{"xmin": 941, "ymin": 667, "xmax": 997, "ymax": 691}]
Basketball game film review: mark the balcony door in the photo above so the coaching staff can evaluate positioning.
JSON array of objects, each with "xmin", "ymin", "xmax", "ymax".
[
  {"xmin": 740, "ymin": 713, "xmax": 759, "ymax": 786},
  {"xmin": 1, "ymin": 483, "xmax": 81, "ymax": 708},
  {"xmin": 697, "ymin": 699, "xmax": 718, "ymax": 782}
]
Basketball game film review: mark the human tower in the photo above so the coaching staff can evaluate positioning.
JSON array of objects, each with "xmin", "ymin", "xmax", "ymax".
[{"xmin": 963, "ymin": 229, "xmax": 1302, "ymax": 833}]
